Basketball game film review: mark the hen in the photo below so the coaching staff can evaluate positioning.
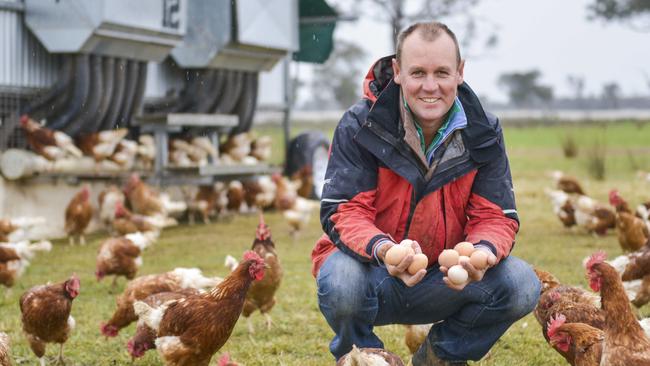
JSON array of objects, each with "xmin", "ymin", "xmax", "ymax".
[
  {"xmin": 586, "ymin": 251, "xmax": 650, "ymax": 365},
  {"xmin": 404, "ymin": 324, "xmax": 433, "ymax": 354},
  {"xmin": 545, "ymin": 189, "xmax": 577, "ymax": 229},
  {"xmin": 100, "ymin": 268, "xmax": 222, "ymax": 337},
  {"xmin": 216, "ymin": 353, "xmax": 241, "ymax": 366},
  {"xmin": 547, "ymin": 314, "xmax": 603, "ymax": 366},
  {"xmin": 533, "ymin": 268, "xmax": 604, "ymax": 363},
  {"xmin": 64, "ymin": 185, "xmax": 94, "ymax": 245},
  {"xmin": 20, "ymin": 115, "xmax": 82, "ymax": 160},
  {"xmin": 608, "ymin": 246, "xmax": 650, "ymax": 307},
  {"xmin": 127, "ymin": 289, "xmax": 199, "ymax": 360},
  {"xmin": 123, "ymin": 173, "xmax": 164, "ymax": 216},
  {"xmin": 134, "ymin": 251, "xmax": 265, "ymax": 366},
  {"xmin": 336, "ymin": 345, "xmax": 405, "ymax": 366},
  {"xmin": 550, "ymin": 170, "xmax": 586, "ymax": 195},
  {"xmin": 291, "ymin": 165, "xmax": 315, "ymax": 199},
  {"xmin": 242, "ymin": 214, "xmax": 283, "ymax": 333},
  {"xmin": 272, "ymin": 173, "xmax": 298, "ymax": 211},
  {"xmin": 573, "ymin": 195, "xmax": 616, "ymax": 236},
  {"xmin": 0, "ymin": 332, "xmax": 10, "ymax": 366},
  {"xmin": 98, "ymin": 185, "xmax": 126, "ymax": 231},
  {"xmin": 609, "ymin": 190, "xmax": 650, "ymax": 252},
  {"xmin": 0, "ymin": 240, "xmax": 52, "ymax": 288},
  {"xmin": 20, "ymin": 274, "xmax": 80, "ymax": 366},
  {"xmin": 226, "ymin": 180, "xmax": 246, "ymax": 213},
  {"xmin": 188, "ymin": 184, "xmax": 226, "ymax": 224},
  {"xmin": 0, "ymin": 219, "xmax": 17, "ymax": 243},
  {"xmin": 95, "ymin": 232, "xmax": 154, "ymax": 288},
  {"xmin": 220, "ymin": 133, "xmax": 252, "ymax": 162},
  {"xmin": 112, "ymin": 201, "xmax": 161, "ymax": 236},
  {"xmin": 76, "ymin": 128, "xmax": 128, "ymax": 161},
  {"xmin": 282, "ymin": 197, "xmax": 319, "ymax": 238},
  {"xmin": 242, "ymin": 176, "xmax": 276, "ymax": 211}
]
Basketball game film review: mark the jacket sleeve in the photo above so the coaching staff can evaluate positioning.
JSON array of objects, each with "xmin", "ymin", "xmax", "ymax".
[
  {"xmin": 320, "ymin": 106, "xmax": 394, "ymax": 263},
  {"xmin": 464, "ymin": 119, "xmax": 519, "ymax": 262}
]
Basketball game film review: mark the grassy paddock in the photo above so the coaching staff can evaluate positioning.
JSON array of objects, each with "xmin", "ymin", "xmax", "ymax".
[{"xmin": 1, "ymin": 121, "xmax": 649, "ymax": 365}]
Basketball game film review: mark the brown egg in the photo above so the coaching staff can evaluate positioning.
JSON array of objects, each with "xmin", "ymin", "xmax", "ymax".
[
  {"xmin": 470, "ymin": 250, "xmax": 489, "ymax": 270},
  {"xmin": 447, "ymin": 264, "xmax": 469, "ymax": 285},
  {"xmin": 408, "ymin": 253, "xmax": 429, "ymax": 275},
  {"xmin": 385, "ymin": 245, "xmax": 409, "ymax": 265},
  {"xmin": 438, "ymin": 249, "xmax": 459, "ymax": 268},
  {"xmin": 454, "ymin": 241, "xmax": 475, "ymax": 257}
]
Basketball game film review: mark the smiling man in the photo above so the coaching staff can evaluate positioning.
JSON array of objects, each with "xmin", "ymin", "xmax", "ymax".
[{"xmin": 312, "ymin": 22, "xmax": 540, "ymax": 365}]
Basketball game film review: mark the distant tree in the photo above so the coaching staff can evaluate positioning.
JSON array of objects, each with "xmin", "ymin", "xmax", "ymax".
[
  {"xmin": 601, "ymin": 82, "xmax": 621, "ymax": 108},
  {"xmin": 587, "ymin": 0, "xmax": 650, "ymax": 30},
  {"xmin": 566, "ymin": 75, "xmax": 586, "ymax": 100},
  {"xmin": 332, "ymin": 0, "xmax": 498, "ymax": 57},
  {"xmin": 310, "ymin": 39, "xmax": 367, "ymax": 109},
  {"xmin": 497, "ymin": 70, "xmax": 554, "ymax": 107}
]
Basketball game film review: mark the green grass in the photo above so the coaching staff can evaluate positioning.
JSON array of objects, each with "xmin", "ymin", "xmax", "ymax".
[{"xmin": 1, "ymin": 121, "xmax": 650, "ymax": 365}]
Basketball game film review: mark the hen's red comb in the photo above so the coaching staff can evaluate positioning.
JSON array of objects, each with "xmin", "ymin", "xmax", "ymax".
[
  {"xmin": 547, "ymin": 313, "xmax": 566, "ymax": 338},
  {"xmin": 217, "ymin": 353, "xmax": 231, "ymax": 366},
  {"xmin": 585, "ymin": 251, "xmax": 607, "ymax": 271},
  {"xmin": 243, "ymin": 250, "xmax": 262, "ymax": 262}
]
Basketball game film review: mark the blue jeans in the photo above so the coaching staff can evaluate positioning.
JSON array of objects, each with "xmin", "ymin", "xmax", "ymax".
[{"xmin": 316, "ymin": 250, "xmax": 540, "ymax": 361}]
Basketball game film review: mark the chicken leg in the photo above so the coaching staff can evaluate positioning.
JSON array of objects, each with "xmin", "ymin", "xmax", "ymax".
[
  {"xmin": 56, "ymin": 343, "xmax": 65, "ymax": 365},
  {"xmin": 264, "ymin": 313, "xmax": 273, "ymax": 330}
]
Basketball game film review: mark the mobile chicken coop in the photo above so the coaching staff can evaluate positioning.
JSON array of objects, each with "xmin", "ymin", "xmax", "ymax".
[{"xmin": 0, "ymin": 0, "xmax": 336, "ymax": 237}]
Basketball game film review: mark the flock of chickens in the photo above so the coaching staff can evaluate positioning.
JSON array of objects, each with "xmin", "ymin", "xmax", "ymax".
[
  {"xmin": 13, "ymin": 114, "xmax": 275, "ymax": 177},
  {"xmin": 0, "ymin": 117, "xmax": 323, "ymax": 365},
  {"xmin": 532, "ymin": 171, "xmax": 650, "ymax": 365},
  {"xmin": 0, "ymin": 168, "xmax": 303, "ymax": 365},
  {"xmin": 5, "ymin": 114, "xmax": 650, "ymax": 365}
]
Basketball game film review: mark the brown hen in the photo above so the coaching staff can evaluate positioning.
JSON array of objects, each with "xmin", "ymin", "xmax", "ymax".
[
  {"xmin": 64, "ymin": 185, "xmax": 93, "ymax": 245},
  {"xmin": 242, "ymin": 213, "xmax": 283, "ymax": 333},
  {"xmin": 586, "ymin": 252, "xmax": 650, "ymax": 365},
  {"xmin": 100, "ymin": 268, "xmax": 221, "ymax": 338},
  {"xmin": 547, "ymin": 314, "xmax": 603, "ymax": 366},
  {"xmin": 134, "ymin": 251, "xmax": 265, "ymax": 366},
  {"xmin": 20, "ymin": 274, "xmax": 80, "ymax": 365}
]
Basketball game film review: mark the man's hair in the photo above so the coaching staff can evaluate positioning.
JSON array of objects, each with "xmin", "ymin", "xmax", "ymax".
[{"xmin": 395, "ymin": 22, "xmax": 461, "ymax": 66}]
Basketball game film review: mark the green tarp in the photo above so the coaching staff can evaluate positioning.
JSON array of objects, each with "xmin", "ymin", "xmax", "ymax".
[{"xmin": 293, "ymin": 0, "xmax": 338, "ymax": 64}]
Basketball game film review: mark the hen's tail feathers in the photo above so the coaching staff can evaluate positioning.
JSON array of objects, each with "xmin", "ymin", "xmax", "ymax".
[{"xmin": 224, "ymin": 255, "xmax": 239, "ymax": 272}]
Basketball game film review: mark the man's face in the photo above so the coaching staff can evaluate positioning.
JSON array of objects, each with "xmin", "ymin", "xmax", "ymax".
[{"xmin": 392, "ymin": 32, "xmax": 464, "ymax": 129}]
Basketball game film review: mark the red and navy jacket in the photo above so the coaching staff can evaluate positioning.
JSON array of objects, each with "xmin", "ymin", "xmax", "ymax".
[{"xmin": 311, "ymin": 56, "xmax": 519, "ymax": 277}]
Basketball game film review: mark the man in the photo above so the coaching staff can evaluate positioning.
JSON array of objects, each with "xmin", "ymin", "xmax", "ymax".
[{"xmin": 311, "ymin": 22, "xmax": 540, "ymax": 365}]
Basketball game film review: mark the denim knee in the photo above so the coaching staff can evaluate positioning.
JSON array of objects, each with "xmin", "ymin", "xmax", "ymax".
[
  {"xmin": 317, "ymin": 251, "xmax": 372, "ymax": 319},
  {"xmin": 496, "ymin": 257, "xmax": 541, "ymax": 319}
]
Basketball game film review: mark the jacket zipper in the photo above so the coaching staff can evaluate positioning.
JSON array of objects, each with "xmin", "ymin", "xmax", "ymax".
[{"xmin": 403, "ymin": 188, "xmax": 417, "ymax": 239}]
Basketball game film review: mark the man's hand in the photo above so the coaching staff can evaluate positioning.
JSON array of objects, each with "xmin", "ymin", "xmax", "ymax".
[
  {"xmin": 378, "ymin": 240, "xmax": 427, "ymax": 287},
  {"xmin": 439, "ymin": 248, "xmax": 497, "ymax": 291}
]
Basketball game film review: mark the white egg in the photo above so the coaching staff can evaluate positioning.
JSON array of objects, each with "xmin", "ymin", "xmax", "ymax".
[{"xmin": 447, "ymin": 265, "xmax": 469, "ymax": 285}]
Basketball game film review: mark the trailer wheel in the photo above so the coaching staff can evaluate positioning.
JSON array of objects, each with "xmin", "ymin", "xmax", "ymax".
[{"xmin": 285, "ymin": 131, "xmax": 329, "ymax": 199}]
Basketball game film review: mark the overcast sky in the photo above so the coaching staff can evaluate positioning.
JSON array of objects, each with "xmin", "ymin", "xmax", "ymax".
[{"xmin": 314, "ymin": 0, "xmax": 650, "ymax": 105}]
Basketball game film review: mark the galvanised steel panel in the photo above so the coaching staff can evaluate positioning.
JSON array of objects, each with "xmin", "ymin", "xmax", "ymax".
[
  {"xmin": 0, "ymin": 5, "xmax": 58, "ymax": 91},
  {"xmin": 24, "ymin": 0, "xmax": 185, "ymax": 61}
]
